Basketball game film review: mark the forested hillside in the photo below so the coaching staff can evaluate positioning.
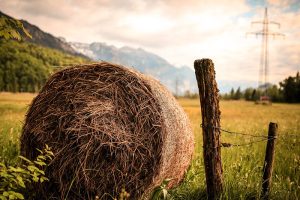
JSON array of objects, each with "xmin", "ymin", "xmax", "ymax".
[{"xmin": 0, "ymin": 40, "xmax": 88, "ymax": 92}]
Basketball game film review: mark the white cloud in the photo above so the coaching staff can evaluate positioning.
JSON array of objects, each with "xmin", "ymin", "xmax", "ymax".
[{"xmin": 0, "ymin": 0, "xmax": 299, "ymax": 85}]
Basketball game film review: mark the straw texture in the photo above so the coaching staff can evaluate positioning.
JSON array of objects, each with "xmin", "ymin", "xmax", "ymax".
[{"xmin": 21, "ymin": 62, "xmax": 194, "ymax": 199}]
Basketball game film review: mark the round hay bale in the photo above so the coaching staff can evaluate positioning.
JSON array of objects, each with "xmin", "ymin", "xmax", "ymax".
[{"xmin": 21, "ymin": 62, "xmax": 194, "ymax": 199}]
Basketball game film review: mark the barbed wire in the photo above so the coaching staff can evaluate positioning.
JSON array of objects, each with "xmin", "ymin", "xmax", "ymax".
[
  {"xmin": 200, "ymin": 123, "xmax": 299, "ymax": 139},
  {"xmin": 200, "ymin": 124, "xmax": 268, "ymax": 138},
  {"xmin": 219, "ymin": 127, "xmax": 269, "ymax": 139},
  {"xmin": 202, "ymin": 138, "xmax": 270, "ymax": 149},
  {"xmin": 221, "ymin": 137, "xmax": 276, "ymax": 148},
  {"xmin": 200, "ymin": 123, "xmax": 298, "ymax": 148}
]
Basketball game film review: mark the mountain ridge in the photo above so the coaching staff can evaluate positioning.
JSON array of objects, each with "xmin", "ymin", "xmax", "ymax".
[
  {"xmin": 21, "ymin": 20, "xmax": 83, "ymax": 57},
  {"xmin": 70, "ymin": 42, "xmax": 258, "ymax": 93},
  {"xmin": 1, "ymin": 10, "xmax": 256, "ymax": 93},
  {"xmin": 70, "ymin": 42, "xmax": 198, "ymax": 94},
  {"xmin": 0, "ymin": 10, "xmax": 86, "ymax": 58}
]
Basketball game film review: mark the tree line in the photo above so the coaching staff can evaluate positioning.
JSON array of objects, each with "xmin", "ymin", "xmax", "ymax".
[
  {"xmin": 0, "ymin": 40, "xmax": 87, "ymax": 92},
  {"xmin": 221, "ymin": 72, "xmax": 300, "ymax": 103},
  {"xmin": 181, "ymin": 72, "xmax": 300, "ymax": 103},
  {"xmin": 0, "ymin": 13, "xmax": 87, "ymax": 93}
]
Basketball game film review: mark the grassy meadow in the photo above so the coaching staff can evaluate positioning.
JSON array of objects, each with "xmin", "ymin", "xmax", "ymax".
[
  {"xmin": 0, "ymin": 92, "xmax": 299, "ymax": 199},
  {"xmin": 173, "ymin": 99, "xmax": 300, "ymax": 199}
]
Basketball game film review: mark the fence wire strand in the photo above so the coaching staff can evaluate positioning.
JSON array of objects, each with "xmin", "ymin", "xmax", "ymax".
[
  {"xmin": 203, "ymin": 138, "xmax": 273, "ymax": 149},
  {"xmin": 221, "ymin": 137, "xmax": 276, "ymax": 148},
  {"xmin": 200, "ymin": 124, "xmax": 268, "ymax": 138},
  {"xmin": 199, "ymin": 123, "xmax": 298, "ymax": 148}
]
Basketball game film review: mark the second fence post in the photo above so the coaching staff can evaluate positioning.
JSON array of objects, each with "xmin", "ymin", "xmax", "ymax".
[
  {"xmin": 194, "ymin": 59, "xmax": 223, "ymax": 199},
  {"xmin": 262, "ymin": 122, "xmax": 278, "ymax": 200}
]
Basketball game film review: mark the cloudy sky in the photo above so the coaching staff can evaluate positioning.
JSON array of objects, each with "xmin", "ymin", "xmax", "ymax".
[{"xmin": 0, "ymin": 0, "xmax": 299, "ymax": 86}]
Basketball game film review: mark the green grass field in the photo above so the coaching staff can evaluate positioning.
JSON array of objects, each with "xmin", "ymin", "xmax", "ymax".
[
  {"xmin": 0, "ymin": 93, "xmax": 299, "ymax": 199},
  {"xmin": 173, "ymin": 99, "xmax": 300, "ymax": 199}
]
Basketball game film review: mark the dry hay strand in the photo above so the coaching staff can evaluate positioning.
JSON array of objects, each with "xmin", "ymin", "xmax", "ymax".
[{"xmin": 21, "ymin": 62, "xmax": 194, "ymax": 199}]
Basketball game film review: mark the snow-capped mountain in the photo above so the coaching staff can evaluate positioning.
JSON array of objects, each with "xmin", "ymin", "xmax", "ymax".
[{"xmin": 70, "ymin": 42, "xmax": 198, "ymax": 94}]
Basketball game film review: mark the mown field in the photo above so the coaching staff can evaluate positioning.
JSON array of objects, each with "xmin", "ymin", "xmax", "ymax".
[{"xmin": 0, "ymin": 92, "xmax": 299, "ymax": 199}]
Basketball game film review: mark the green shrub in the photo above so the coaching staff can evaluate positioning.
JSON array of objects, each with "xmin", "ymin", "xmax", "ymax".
[{"xmin": 0, "ymin": 145, "xmax": 53, "ymax": 200}]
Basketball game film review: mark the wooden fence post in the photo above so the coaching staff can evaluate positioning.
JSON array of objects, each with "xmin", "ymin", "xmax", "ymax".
[
  {"xmin": 194, "ymin": 59, "xmax": 223, "ymax": 199},
  {"xmin": 262, "ymin": 122, "xmax": 278, "ymax": 199}
]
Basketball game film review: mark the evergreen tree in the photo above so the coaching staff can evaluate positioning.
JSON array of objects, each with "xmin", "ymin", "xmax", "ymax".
[
  {"xmin": 234, "ymin": 87, "xmax": 242, "ymax": 100},
  {"xmin": 0, "ymin": 40, "xmax": 87, "ymax": 92},
  {"xmin": 296, "ymin": 72, "xmax": 300, "ymax": 101},
  {"xmin": 266, "ymin": 85, "xmax": 282, "ymax": 102},
  {"xmin": 229, "ymin": 88, "xmax": 235, "ymax": 99},
  {"xmin": 279, "ymin": 72, "xmax": 300, "ymax": 103},
  {"xmin": 244, "ymin": 88, "xmax": 254, "ymax": 101}
]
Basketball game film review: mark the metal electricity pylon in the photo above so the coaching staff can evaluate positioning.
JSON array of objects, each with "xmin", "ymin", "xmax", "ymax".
[{"xmin": 247, "ymin": 7, "xmax": 284, "ymax": 93}]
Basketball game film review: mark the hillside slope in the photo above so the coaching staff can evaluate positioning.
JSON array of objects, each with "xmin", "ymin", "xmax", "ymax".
[
  {"xmin": 0, "ymin": 40, "xmax": 87, "ymax": 92},
  {"xmin": 0, "ymin": 10, "xmax": 84, "ymax": 57},
  {"xmin": 21, "ymin": 20, "xmax": 84, "ymax": 57}
]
